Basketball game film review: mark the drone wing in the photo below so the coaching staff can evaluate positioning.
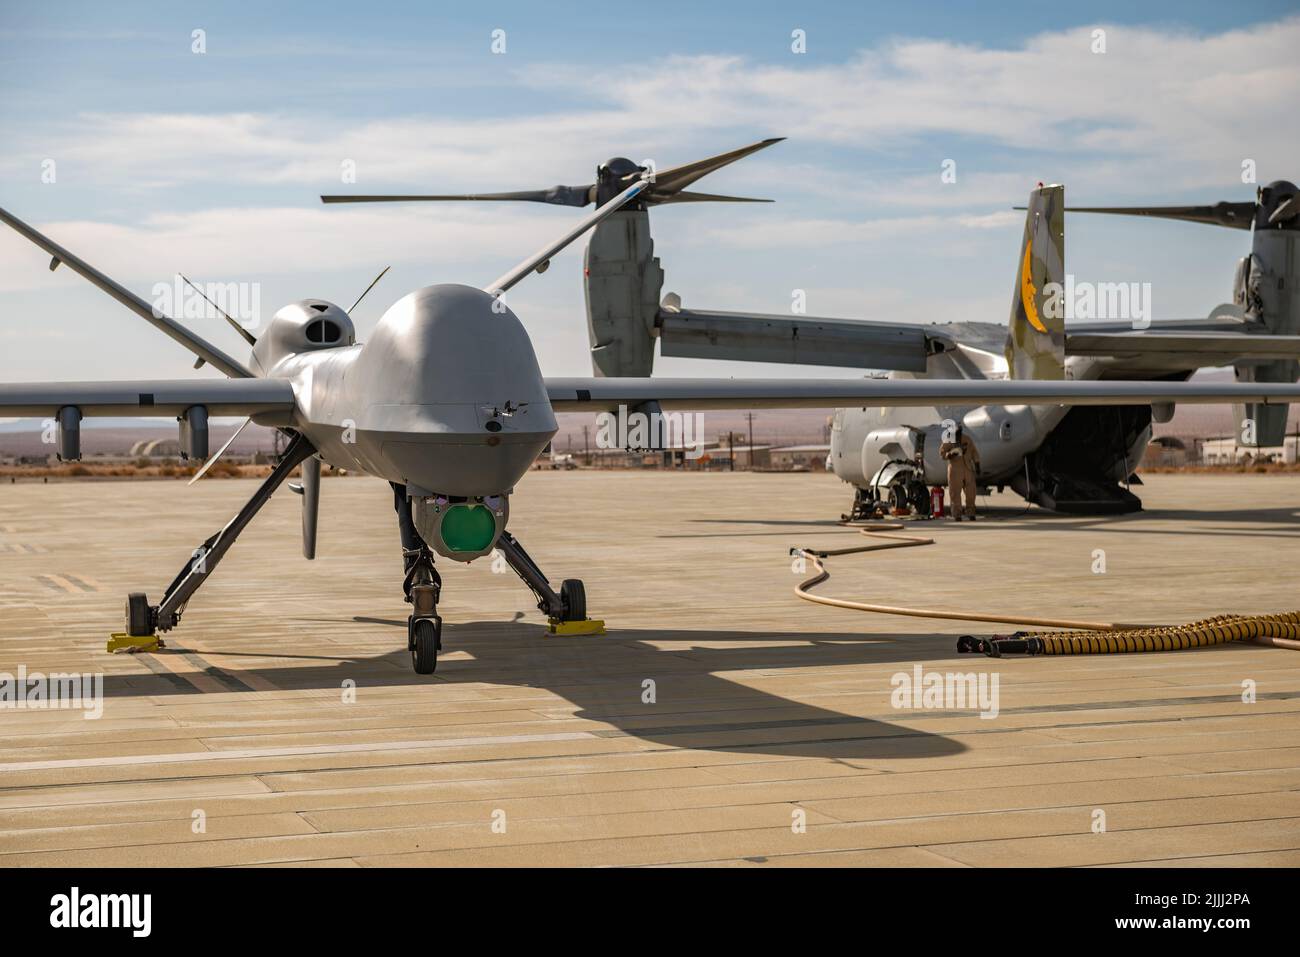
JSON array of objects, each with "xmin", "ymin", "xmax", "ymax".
[
  {"xmin": 0, "ymin": 378, "xmax": 295, "ymax": 418},
  {"xmin": 544, "ymin": 376, "xmax": 1300, "ymax": 411},
  {"xmin": 484, "ymin": 176, "xmax": 650, "ymax": 295},
  {"xmin": 0, "ymin": 207, "xmax": 253, "ymax": 378}
]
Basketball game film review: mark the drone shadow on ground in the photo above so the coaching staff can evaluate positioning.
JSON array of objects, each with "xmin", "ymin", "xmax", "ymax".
[
  {"xmin": 87, "ymin": 501, "xmax": 1296, "ymax": 761},
  {"xmin": 100, "ymin": 618, "xmax": 970, "ymax": 762}
]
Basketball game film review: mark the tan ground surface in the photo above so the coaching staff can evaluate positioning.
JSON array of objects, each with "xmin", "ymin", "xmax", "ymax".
[{"xmin": 0, "ymin": 471, "xmax": 1297, "ymax": 867}]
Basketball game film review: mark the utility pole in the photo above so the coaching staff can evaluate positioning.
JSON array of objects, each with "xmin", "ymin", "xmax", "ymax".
[
  {"xmin": 727, "ymin": 431, "xmax": 734, "ymax": 472},
  {"xmin": 582, "ymin": 424, "xmax": 590, "ymax": 466},
  {"xmin": 746, "ymin": 413, "xmax": 755, "ymax": 471}
]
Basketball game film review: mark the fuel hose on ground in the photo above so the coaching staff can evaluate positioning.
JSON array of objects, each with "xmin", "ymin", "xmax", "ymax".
[
  {"xmin": 965, "ymin": 612, "xmax": 1300, "ymax": 657},
  {"xmin": 791, "ymin": 522, "xmax": 1300, "ymax": 657}
]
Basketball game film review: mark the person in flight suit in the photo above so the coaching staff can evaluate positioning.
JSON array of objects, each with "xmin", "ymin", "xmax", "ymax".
[{"xmin": 939, "ymin": 425, "xmax": 980, "ymax": 521}]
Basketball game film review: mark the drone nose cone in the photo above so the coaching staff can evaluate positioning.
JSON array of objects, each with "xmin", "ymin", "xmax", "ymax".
[
  {"xmin": 348, "ymin": 284, "xmax": 556, "ymax": 495},
  {"xmin": 365, "ymin": 284, "xmax": 540, "ymax": 389}
]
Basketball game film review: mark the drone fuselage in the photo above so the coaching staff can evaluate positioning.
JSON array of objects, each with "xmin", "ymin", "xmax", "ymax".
[{"xmin": 255, "ymin": 283, "xmax": 556, "ymax": 502}]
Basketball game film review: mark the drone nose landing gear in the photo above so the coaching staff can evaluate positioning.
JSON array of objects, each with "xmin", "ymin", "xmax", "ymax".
[
  {"xmin": 404, "ymin": 546, "xmax": 442, "ymax": 674},
  {"xmin": 495, "ymin": 531, "xmax": 605, "ymax": 636}
]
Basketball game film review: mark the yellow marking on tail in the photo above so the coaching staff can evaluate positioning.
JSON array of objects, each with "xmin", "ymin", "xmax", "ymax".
[{"xmin": 1020, "ymin": 238, "xmax": 1047, "ymax": 334}]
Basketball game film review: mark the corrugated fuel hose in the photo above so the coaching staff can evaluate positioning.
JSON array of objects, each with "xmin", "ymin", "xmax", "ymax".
[{"xmin": 791, "ymin": 522, "xmax": 1300, "ymax": 657}]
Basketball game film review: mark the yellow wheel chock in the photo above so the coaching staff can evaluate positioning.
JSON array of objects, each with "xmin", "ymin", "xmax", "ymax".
[
  {"xmin": 107, "ymin": 632, "xmax": 165, "ymax": 653},
  {"xmin": 547, "ymin": 618, "xmax": 606, "ymax": 636}
]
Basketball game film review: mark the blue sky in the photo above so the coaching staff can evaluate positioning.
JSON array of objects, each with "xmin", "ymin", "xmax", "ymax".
[{"xmin": 1, "ymin": 0, "xmax": 1296, "ymax": 390}]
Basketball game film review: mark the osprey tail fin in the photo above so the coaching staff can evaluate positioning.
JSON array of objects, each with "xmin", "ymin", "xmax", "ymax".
[{"xmin": 1005, "ymin": 184, "xmax": 1065, "ymax": 380}]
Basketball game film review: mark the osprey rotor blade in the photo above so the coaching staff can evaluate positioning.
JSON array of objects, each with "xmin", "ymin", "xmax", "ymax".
[
  {"xmin": 1059, "ymin": 201, "xmax": 1256, "ymax": 230},
  {"xmin": 653, "ymin": 190, "xmax": 773, "ymax": 204},
  {"xmin": 320, "ymin": 139, "xmax": 785, "ymax": 211},
  {"xmin": 638, "ymin": 138, "xmax": 784, "ymax": 200},
  {"xmin": 320, "ymin": 186, "xmax": 593, "ymax": 207}
]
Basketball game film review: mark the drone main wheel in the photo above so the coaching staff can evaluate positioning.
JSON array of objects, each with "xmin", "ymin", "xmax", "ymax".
[
  {"xmin": 411, "ymin": 617, "xmax": 441, "ymax": 674},
  {"xmin": 125, "ymin": 592, "xmax": 152, "ymax": 636},
  {"xmin": 560, "ymin": 579, "xmax": 586, "ymax": 621}
]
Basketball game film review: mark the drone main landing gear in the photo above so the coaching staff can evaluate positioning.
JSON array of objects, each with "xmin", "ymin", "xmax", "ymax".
[
  {"xmin": 495, "ymin": 530, "xmax": 604, "ymax": 636},
  {"xmin": 404, "ymin": 546, "xmax": 442, "ymax": 674},
  {"xmin": 113, "ymin": 433, "xmax": 317, "ymax": 650}
]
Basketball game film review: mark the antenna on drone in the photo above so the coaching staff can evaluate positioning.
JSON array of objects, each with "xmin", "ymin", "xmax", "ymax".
[
  {"xmin": 349, "ymin": 265, "xmax": 390, "ymax": 313},
  {"xmin": 178, "ymin": 273, "xmax": 258, "ymax": 347}
]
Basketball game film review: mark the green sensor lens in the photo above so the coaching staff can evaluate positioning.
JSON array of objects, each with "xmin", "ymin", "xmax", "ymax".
[{"xmin": 440, "ymin": 504, "xmax": 497, "ymax": 553}]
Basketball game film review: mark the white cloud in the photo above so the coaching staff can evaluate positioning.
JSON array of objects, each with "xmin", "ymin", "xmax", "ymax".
[
  {"xmin": 3, "ymin": 110, "xmax": 647, "ymax": 190},
  {"xmin": 7, "ymin": 18, "xmax": 1296, "ymax": 200},
  {"xmin": 691, "ymin": 210, "xmax": 1022, "ymax": 250},
  {"xmin": 2, "ymin": 17, "xmax": 1296, "ymax": 382},
  {"xmin": 0, "ymin": 205, "xmax": 572, "ymax": 293},
  {"xmin": 526, "ymin": 20, "xmax": 1298, "ymax": 188}
]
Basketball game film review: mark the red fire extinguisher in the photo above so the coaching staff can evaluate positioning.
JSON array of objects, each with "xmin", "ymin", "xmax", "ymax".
[{"xmin": 930, "ymin": 486, "xmax": 945, "ymax": 518}]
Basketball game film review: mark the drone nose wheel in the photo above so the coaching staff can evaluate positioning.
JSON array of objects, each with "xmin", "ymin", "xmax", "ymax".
[
  {"xmin": 406, "ymin": 573, "xmax": 442, "ymax": 674},
  {"xmin": 402, "ymin": 548, "xmax": 444, "ymax": 674},
  {"xmin": 410, "ymin": 616, "xmax": 442, "ymax": 674}
]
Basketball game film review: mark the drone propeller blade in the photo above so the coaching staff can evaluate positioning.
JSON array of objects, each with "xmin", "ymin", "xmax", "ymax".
[
  {"xmin": 321, "ymin": 186, "xmax": 592, "ymax": 207},
  {"xmin": 300, "ymin": 455, "xmax": 321, "ymax": 560},
  {"xmin": 654, "ymin": 190, "xmax": 773, "ymax": 204},
  {"xmin": 348, "ymin": 265, "xmax": 390, "ymax": 313},
  {"xmin": 639, "ymin": 138, "xmax": 784, "ymax": 200},
  {"xmin": 1060, "ymin": 201, "xmax": 1256, "ymax": 230},
  {"xmin": 188, "ymin": 417, "xmax": 251, "ymax": 485}
]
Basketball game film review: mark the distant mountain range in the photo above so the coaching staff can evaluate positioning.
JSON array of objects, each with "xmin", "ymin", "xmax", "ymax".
[
  {"xmin": 0, "ymin": 421, "xmax": 277, "ymax": 457},
  {"xmin": 3, "ymin": 399, "xmax": 1296, "ymax": 459}
]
